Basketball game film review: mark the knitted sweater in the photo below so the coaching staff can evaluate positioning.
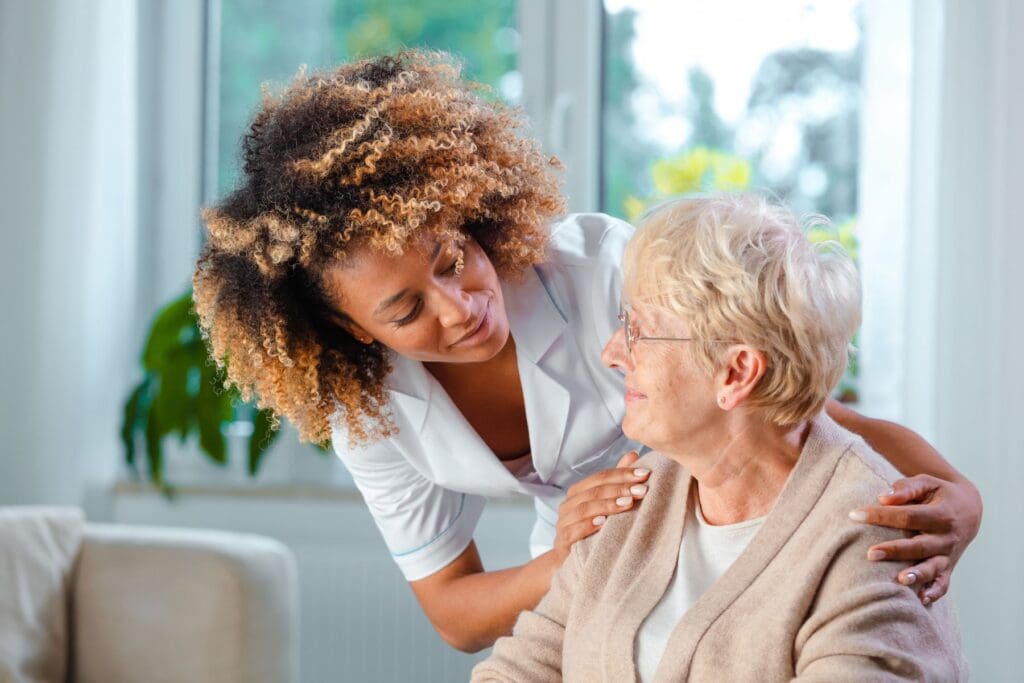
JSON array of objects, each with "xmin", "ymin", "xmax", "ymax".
[{"xmin": 473, "ymin": 415, "xmax": 966, "ymax": 682}]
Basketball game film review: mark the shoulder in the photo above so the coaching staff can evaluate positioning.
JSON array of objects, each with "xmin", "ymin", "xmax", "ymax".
[
  {"xmin": 824, "ymin": 436, "xmax": 902, "ymax": 526},
  {"xmin": 572, "ymin": 450, "xmax": 682, "ymax": 562},
  {"xmin": 809, "ymin": 430, "xmax": 912, "ymax": 563},
  {"xmin": 546, "ymin": 213, "xmax": 635, "ymax": 269}
]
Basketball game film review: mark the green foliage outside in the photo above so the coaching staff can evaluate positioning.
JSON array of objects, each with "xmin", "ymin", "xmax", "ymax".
[
  {"xmin": 217, "ymin": 0, "xmax": 517, "ymax": 196},
  {"xmin": 603, "ymin": 6, "xmax": 862, "ymax": 401}
]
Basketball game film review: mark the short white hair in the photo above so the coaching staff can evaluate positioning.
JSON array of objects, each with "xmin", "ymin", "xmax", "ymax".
[{"xmin": 624, "ymin": 193, "xmax": 861, "ymax": 425}]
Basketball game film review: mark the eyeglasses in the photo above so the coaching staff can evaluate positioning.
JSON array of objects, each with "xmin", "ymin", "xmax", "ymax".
[{"xmin": 616, "ymin": 304, "xmax": 735, "ymax": 355}]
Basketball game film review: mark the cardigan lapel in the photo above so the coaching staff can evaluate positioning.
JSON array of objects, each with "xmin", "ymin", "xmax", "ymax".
[
  {"xmin": 653, "ymin": 415, "xmax": 857, "ymax": 682},
  {"xmin": 501, "ymin": 267, "xmax": 570, "ymax": 483},
  {"xmin": 598, "ymin": 456, "xmax": 693, "ymax": 682}
]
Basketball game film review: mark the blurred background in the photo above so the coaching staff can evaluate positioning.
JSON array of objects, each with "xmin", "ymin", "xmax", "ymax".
[{"xmin": 1, "ymin": 0, "xmax": 1021, "ymax": 680}]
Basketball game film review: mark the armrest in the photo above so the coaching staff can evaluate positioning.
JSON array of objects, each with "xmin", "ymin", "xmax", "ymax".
[{"xmin": 70, "ymin": 523, "xmax": 299, "ymax": 683}]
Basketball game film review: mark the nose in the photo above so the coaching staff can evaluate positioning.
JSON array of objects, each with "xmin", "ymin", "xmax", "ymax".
[
  {"xmin": 435, "ymin": 283, "xmax": 473, "ymax": 328},
  {"xmin": 602, "ymin": 325, "xmax": 631, "ymax": 372}
]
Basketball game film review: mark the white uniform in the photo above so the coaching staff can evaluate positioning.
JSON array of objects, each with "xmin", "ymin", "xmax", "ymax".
[{"xmin": 332, "ymin": 214, "xmax": 641, "ymax": 581}]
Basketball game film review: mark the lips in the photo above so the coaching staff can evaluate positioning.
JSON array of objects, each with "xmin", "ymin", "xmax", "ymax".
[
  {"xmin": 452, "ymin": 302, "xmax": 491, "ymax": 347},
  {"xmin": 625, "ymin": 386, "xmax": 647, "ymax": 402}
]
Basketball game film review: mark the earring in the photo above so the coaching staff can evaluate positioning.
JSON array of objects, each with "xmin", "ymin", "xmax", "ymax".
[{"xmin": 719, "ymin": 395, "xmax": 727, "ymax": 407}]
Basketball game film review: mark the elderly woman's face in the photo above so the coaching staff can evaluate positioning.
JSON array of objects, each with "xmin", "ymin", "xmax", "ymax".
[{"xmin": 601, "ymin": 299, "xmax": 720, "ymax": 452}]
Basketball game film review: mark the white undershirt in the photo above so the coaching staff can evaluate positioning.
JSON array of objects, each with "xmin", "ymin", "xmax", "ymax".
[{"xmin": 634, "ymin": 491, "xmax": 766, "ymax": 683}]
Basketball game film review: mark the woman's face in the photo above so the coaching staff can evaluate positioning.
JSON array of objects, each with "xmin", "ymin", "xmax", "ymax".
[
  {"xmin": 601, "ymin": 298, "xmax": 720, "ymax": 453},
  {"xmin": 321, "ymin": 235, "xmax": 511, "ymax": 364}
]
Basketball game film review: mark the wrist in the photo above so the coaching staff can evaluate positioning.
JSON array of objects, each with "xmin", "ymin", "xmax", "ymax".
[{"xmin": 531, "ymin": 548, "xmax": 565, "ymax": 585}]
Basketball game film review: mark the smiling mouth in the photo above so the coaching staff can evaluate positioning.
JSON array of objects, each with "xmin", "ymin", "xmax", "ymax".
[{"xmin": 452, "ymin": 302, "xmax": 490, "ymax": 346}]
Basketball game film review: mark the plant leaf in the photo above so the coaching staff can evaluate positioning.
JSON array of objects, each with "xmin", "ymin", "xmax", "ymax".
[
  {"xmin": 142, "ymin": 292, "xmax": 196, "ymax": 371},
  {"xmin": 121, "ymin": 379, "xmax": 150, "ymax": 471},
  {"xmin": 248, "ymin": 408, "xmax": 280, "ymax": 476},
  {"xmin": 144, "ymin": 396, "xmax": 165, "ymax": 489},
  {"xmin": 196, "ymin": 362, "xmax": 228, "ymax": 464}
]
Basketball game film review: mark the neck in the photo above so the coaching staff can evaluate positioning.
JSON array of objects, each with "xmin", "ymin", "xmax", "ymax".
[{"xmin": 669, "ymin": 413, "xmax": 810, "ymax": 525}]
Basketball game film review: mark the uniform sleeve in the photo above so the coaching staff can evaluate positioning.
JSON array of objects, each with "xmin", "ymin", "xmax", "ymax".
[
  {"xmin": 332, "ymin": 431, "xmax": 486, "ymax": 582},
  {"xmin": 470, "ymin": 543, "xmax": 582, "ymax": 682}
]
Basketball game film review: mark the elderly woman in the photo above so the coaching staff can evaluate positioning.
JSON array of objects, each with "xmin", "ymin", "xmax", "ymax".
[{"xmin": 472, "ymin": 194, "xmax": 966, "ymax": 681}]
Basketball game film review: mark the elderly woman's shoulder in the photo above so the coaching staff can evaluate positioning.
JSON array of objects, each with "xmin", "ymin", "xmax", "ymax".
[
  {"xmin": 830, "ymin": 432, "xmax": 902, "ymax": 505},
  {"xmin": 814, "ymin": 426, "xmax": 912, "ymax": 546}
]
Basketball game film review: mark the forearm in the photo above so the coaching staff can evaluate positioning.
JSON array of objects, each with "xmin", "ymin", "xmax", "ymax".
[
  {"xmin": 421, "ymin": 549, "xmax": 561, "ymax": 652},
  {"xmin": 826, "ymin": 400, "xmax": 965, "ymax": 482}
]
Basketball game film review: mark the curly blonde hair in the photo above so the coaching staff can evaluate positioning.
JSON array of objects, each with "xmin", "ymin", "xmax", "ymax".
[{"xmin": 193, "ymin": 50, "xmax": 565, "ymax": 445}]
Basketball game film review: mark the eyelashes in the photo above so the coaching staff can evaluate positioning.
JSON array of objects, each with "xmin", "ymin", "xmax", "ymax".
[{"xmin": 392, "ymin": 247, "xmax": 465, "ymax": 327}]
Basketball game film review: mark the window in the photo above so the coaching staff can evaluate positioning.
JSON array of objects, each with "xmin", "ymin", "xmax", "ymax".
[
  {"xmin": 213, "ymin": 0, "xmax": 519, "ymax": 197},
  {"xmin": 601, "ymin": 0, "xmax": 865, "ymax": 402}
]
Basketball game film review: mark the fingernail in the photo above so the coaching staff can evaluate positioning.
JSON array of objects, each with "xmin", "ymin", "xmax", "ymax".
[
  {"xmin": 848, "ymin": 510, "xmax": 867, "ymax": 522},
  {"xmin": 616, "ymin": 496, "xmax": 632, "ymax": 507},
  {"xmin": 633, "ymin": 468, "xmax": 650, "ymax": 478},
  {"xmin": 630, "ymin": 484, "xmax": 648, "ymax": 496},
  {"xmin": 867, "ymin": 549, "xmax": 886, "ymax": 561},
  {"xmin": 901, "ymin": 572, "xmax": 918, "ymax": 586},
  {"xmin": 593, "ymin": 516, "xmax": 607, "ymax": 526}
]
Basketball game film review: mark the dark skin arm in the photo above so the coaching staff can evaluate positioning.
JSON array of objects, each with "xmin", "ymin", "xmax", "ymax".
[
  {"xmin": 410, "ymin": 541, "xmax": 560, "ymax": 653},
  {"xmin": 409, "ymin": 452, "xmax": 647, "ymax": 652},
  {"xmin": 827, "ymin": 399, "xmax": 983, "ymax": 602}
]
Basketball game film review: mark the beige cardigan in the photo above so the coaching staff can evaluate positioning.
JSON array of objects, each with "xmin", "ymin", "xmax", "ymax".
[{"xmin": 473, "ymin": 416, "xmax": 966, "ymax": 682}]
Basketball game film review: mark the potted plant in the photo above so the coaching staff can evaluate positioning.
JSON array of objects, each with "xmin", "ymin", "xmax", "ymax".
[{"xmin": 120, "ymin": 290, "xmax": 280, "ymax": 495}]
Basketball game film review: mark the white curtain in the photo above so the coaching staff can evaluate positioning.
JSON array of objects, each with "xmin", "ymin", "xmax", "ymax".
[
  {"xmin": 901, "ymin": 0, "xmax": 1024, "ymax": 677},
  {"xmin": 929, "ymin": 1, "xmax": 1024, "ymax": 679},
  {"xmin": 0, "ymin": 0, "xmax": 139, "ymax": 506}
]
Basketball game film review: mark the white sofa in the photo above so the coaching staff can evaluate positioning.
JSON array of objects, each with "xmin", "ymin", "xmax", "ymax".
[{"xmin": 0, "ymin": 508, "xmax": 299, "ymax": 683}]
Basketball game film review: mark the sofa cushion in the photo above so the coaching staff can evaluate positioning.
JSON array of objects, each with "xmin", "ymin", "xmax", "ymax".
[{"xmin": 0, "ymin": 507, "xmax": 84, "ymax": 683}]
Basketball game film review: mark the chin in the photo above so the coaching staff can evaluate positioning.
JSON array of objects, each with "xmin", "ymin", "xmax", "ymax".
[{"xmin": 621, "ymin": 414, "xmax": 644, "ymax": 444}]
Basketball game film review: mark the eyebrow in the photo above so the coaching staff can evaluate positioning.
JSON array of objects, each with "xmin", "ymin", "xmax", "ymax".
[{"xmin": 372, "ymin": 241, "xmax": 446, "ymax": 317}]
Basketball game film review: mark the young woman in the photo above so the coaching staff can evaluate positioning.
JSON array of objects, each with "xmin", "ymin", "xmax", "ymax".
[{"xmin": 193, "ymin": 50, "xmax": 982, "ymax": 652}]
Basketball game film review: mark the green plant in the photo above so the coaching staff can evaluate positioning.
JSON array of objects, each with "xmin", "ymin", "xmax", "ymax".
[
  {"xmin": 623, "ymin": 146, "xmax": 752, "ymax": 223},
  {"xmin": 120, "ymin": 290, "xmax": 280, "ymax": 494}
]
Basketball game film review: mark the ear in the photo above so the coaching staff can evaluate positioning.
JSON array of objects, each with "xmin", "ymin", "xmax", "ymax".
[
  {"xmin": 715, "ymin": 345, "xmax": 767, "ymax": 411},
  {"xmin": 326, "ymin": 309, "xmax": 375, "ymax": 346}
]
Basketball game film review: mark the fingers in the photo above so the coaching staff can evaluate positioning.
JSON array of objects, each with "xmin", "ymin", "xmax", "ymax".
[
  {"xmin": 565, "ymin": 461, "xmax": 649, "ymax": 498},
  {"xmin": 557, "ymin": 457, "xmax": 650, "ymax": 554},
  {"xmin": 864, "ymin": 533, "xmax": 954, "ymax": 563},
  {"xmin": 616, "ymin": 449, "xmax": 641, "ymax": 468},
  {"xmin": 572, "ymin": 481, "xmax": 649, "ymax": 505},
  {"xmin": 556, "ymin": 491, "xmax": 645, "ymax": 550},
  {"xmin": 848, "ymin": 502, "xmax": 951, "ymax": 534},
  {"xmin": 875, "ymin": 474, "xmax": 940, "ymax": 505},
  {"xmin": 892, "ymin": 555, "xmax": 951, "ymax": 605},
  {"xmin": 575, "ymin": 485, "xmax": 647, "ymax": 516}
]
